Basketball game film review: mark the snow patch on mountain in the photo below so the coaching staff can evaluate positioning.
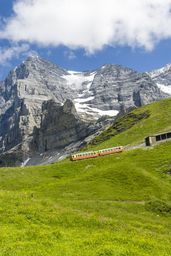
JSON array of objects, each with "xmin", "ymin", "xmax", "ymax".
[
  {"xmin": 61, "ymin": 70, "xmax": 116, "ymax": 120},
  {"xmin": 149, "ymin": 64, "xmax": 171, "ymax": 79},
  {"xmin": 74, "ymin": 96, "xmax": 95, "ymax": 103},
  {"xmin": 157, "ymin": 83, "xmax": 171, "ymax": 95},
  {"xmin": 74, "ymin": 95, "xmax": 118, "ymax": 119},
  {"xmin": 62, "ymin": 71, "xmax": 96, "ymax": 91},
  {"xmin": 21, "ymin": 158, "xmax": 31, "ymax": 167},
  {"xmin": 148, "ymin": 63, "xmax": 171, "ymax": 95},
  {"xmin": 74, "ymin": 100, "xmax": 118, "ymax": 119}
]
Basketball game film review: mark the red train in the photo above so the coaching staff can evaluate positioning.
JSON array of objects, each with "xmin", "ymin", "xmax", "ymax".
[{"xmin": 70, "ymin": 146, "xmax": 123, "ymax": 161}]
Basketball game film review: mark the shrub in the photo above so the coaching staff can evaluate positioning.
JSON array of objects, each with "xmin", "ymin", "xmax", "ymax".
[{"xmin": 145, "ymin": 199, "xmax": 171, "ymax": 215}]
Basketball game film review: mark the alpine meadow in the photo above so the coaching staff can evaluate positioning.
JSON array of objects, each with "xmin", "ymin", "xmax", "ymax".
[{"xmin": 1, "ymin": 98, "xmax": 171, "ymax": 256}]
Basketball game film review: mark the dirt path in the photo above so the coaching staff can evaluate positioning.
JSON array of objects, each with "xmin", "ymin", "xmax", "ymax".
[{"xmin": 124, "ymin": 143, "xmax": 146, "ymax": 151}]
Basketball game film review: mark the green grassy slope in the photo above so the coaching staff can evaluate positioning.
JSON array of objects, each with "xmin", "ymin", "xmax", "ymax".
[
  {"xmin": 86, "ymin": 97, "xmax": 171, "ymax": 150},
  {"xmin": 0, "ymin": 98, "xmax": 171, "ymax": 256}
]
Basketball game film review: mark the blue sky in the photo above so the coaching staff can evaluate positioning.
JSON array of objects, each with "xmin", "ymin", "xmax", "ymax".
[{"xmin": 1, "ymin": 0, "xmax": 171, "ymax": 80}]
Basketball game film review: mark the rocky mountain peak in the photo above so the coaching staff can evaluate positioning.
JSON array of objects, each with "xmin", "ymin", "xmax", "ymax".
[
  {"xmin": 148, "ymin": 64, "xmax": 171, "ymax": 79},
  {"xmin": 98, "ymin": 64, "xmax": 136, "ymax": 76},
  {"xmin": 15, "ymin": 55, "xmax": 67, "ymax": 79},
  {"xmin": 25, "ymin": 55, "xmax": 40, "ymax": 61},
  {"xmin": 148, "ymin": 64, "xmax": 171, "ymax": 95},
  {"xmin": 63, "ymin": 99, "xmax": 77, "ymax": 115}
]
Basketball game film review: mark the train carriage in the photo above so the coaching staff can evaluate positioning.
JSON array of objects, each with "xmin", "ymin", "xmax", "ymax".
[
  {"xmin": 98, "ymin": 146, "xmax": 123, "ymax": 156},
  {"xmin": 70, "ymin": 146, "xmax": 123, "ymax": 161},
  {"xmin": 70, "ymin": 151, "xmax": 99, "ymax": 161}
]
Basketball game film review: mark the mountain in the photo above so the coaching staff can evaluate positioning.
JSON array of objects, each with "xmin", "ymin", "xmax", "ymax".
[
  {"xmin": 148, "ymin": 64, "xmax": 171, "ymax": 95},
  {"xmin": 0, "ymin": 56, "xmax": 169, "ymax": 166},
  {"xmin": 87, "ymin": 64, "xmax": 166, "ymax": 112}
]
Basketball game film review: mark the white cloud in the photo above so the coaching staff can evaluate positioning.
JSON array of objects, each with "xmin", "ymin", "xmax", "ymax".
[
  {"xmin": 1, "ymin": 0, "xmax": 171, "ymax": 52},
  {"xmin": 64, "ymin": 50, "xmax": 77, "ymax": 60},
  {"xmin": 0, "ymin": 44, "xmax": 30, "ymax": 65}
]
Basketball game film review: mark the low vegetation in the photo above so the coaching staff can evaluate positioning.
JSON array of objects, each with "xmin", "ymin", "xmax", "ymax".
[
  {"xmin": 86, "ymin": 98, "xmax": 171, "ymax": 150},
  {"xmin": 90, "ymin": 110, "xmax": 150, "ymax": 146},
  {"xmin": 1, "ymin": 98, "xmax": 171, "ymax": 255}
]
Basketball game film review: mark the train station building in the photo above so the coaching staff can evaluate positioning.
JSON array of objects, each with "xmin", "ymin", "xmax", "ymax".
[{"xmin": 145, "ymin": 131, "xmax": 171, "ymax": 146}]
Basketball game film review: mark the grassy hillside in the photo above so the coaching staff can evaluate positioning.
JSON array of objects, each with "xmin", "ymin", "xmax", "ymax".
[
  {"xmin": 0, "ymin": 98, "xmax": 171, "ymax": 256},
  {"xmin": 86, "ymin": 97, "xmax": 171, "ymax": 150}
]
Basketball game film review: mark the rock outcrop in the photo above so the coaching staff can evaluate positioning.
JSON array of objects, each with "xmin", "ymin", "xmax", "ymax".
[
  {"xmin": 32, "ymin": 99, "xmax": 97, "ymax": 152},
  {"xmin": 148, "ymin": 64, "xmax": 171, "ymax": 95},
  {"xmin": 88, "ymin": 65, "xmax": 166, "ymax": 112}
]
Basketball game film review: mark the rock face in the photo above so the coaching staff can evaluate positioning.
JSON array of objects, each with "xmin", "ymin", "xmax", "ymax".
[
  {"xmin": 32, "ymin": 99, "xmax": 96, "ymax": 153},
  {"xmin": 88, "ymin": 65, "xmax": 166, "ymax": 113},
  {"xmin": 0, "ymin": 56, "xmax": 74, "ymax": 156},
  {"xmin": 148, "ymin": 64, "xmax": 171, "ymax": 95},
  {"xmin": 0, "ymin": 56, "xmax": 169, "ymax": 166}
]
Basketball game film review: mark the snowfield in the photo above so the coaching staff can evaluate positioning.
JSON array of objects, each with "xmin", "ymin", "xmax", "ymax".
[
  {"xmin": 157, "ymin": 83, "xmax": 171, "ymax": 95},
  {"xmin": 63, "ymin": 71, "xmax": 96, "ymax": 90}
]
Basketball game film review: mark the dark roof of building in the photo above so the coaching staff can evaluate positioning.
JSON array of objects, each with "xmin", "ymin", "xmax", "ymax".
[{"xmin": 145, "ymin": 131, "xmax": 171, "ymax": 138}]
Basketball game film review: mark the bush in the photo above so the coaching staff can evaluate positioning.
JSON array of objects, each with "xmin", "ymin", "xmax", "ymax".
[{"xmin": 145, "ymin": 199, "xmax": 171, "ymax": 215}]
